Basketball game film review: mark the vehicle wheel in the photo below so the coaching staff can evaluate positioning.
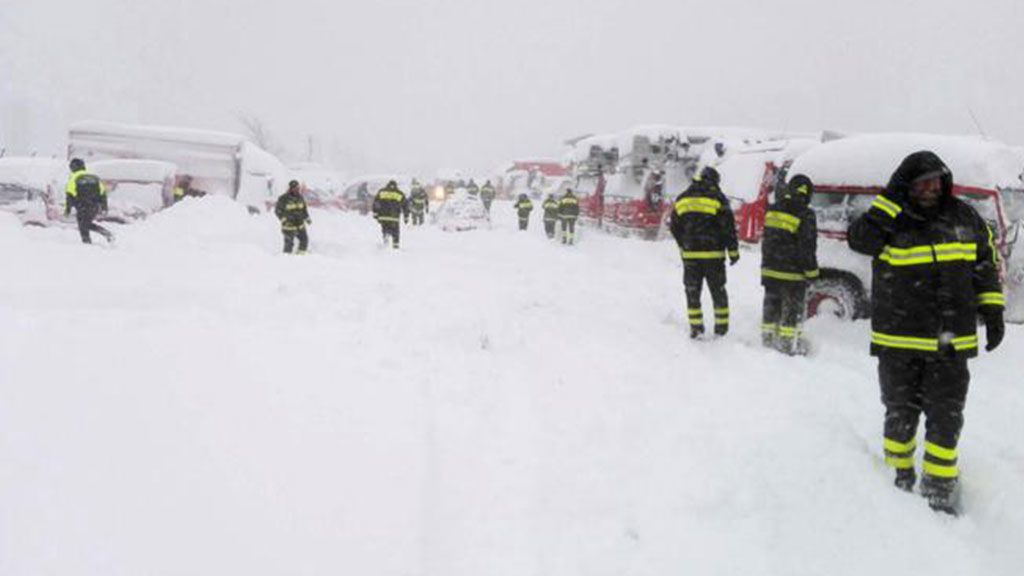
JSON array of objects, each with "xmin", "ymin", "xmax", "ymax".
[{"xmin": 807, "ymin": 277, "xmax": 861, "ymax": 320}]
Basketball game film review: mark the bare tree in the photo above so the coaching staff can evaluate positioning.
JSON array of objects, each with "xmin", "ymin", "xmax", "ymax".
[{"xmin": 237, "ymin": 113, "xmax": 284, "ymax": 156}]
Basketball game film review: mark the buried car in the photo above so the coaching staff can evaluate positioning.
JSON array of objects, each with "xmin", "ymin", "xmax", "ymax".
[{"xmin": 433, "ymin": 188, "xmax": 490, "ymax": 232}]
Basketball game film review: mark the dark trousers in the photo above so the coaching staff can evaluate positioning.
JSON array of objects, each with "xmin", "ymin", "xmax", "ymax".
[
  {"xmin": 683, "ymin": 259, "xmax": 729, "ymax": 335},
  {"xmin": 544, "ymin": 219, "xmax": 557, "ymax": 238},
  {"xmin": 762, "ymin": 281, "xmax": 807, "ymax": 351},
  {"xmin": 411, "ymin": 211, "xmax": 425, "ymax": 226},
  {"xmin": 518, "ymin": 217, "xmax": 529, "ymax": 231},
  {"xmin": 561, "ymin": 218, "xmax": 577, "ymax": 244},
  {"xmin": 76, "ymin": 209, "xmax": 112, "ymax": 244},
  {"xmin": 483, "ymin": 199, "xmax": 493, "ymax": 213},
  {"xmin": 879, "ymin": 354, "xmax": 969, "ymax": 483},
  {"xmin": 381, "ymin": 221, "xmax": 401, "ymax": 248},
  {"xmin": 283, "ymin": 227, "xmax": 309, "ymax": 253}
]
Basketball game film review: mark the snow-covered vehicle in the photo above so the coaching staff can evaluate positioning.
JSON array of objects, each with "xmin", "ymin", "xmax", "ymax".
[
  {"xmin": 788, "ymin": 133, "xmax": 1024, "ymax": 323},
  {"xmin": 499, "ymin": 160, "xmax": 568, "ymax": 200},
  {"xmin": 68, "ymin": 121, "xmax": 289, "ymax": 214},
  {"xmin": 89, "ymin": 159, "xmax": 176, "ymax": 222},
  {"xmin": 289, "ymin": 163, "xmax": 347, "ymax": 210},
  {"xmin": 0, "ymin": 157, "xmax": 65, "ymax": 226},
  {"xmin": 434, "ymin": 188, "xmax": 490, "ymax": 232}
]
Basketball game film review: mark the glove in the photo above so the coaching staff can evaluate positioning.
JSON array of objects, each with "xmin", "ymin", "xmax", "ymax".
[
  {"xmin": 984, "ymin": 312, "xmax": 1005, "ymax": 352},
  {"xmin": 306, "ymin": 218, "xmax": 312, "ymax": 225},
  {"xmin": 729, "ymin": 253, "xmax": 740, "ymax": 266}
]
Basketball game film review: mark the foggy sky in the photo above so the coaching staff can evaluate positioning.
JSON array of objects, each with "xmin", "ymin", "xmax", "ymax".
[{"xmin": 2, "ymin": 0, "xmax": 1023, "ymax": 175}]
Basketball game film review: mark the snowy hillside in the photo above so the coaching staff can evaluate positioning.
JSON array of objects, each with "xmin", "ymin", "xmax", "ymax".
[{"xmin": 2, "ymin": 199, "xmax": 1023, "ymax": 575}]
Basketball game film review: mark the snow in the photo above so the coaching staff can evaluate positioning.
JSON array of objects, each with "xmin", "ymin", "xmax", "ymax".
[
  {"xmin": 2, "ymin": 198, "xmax": 1024, "ymax": 575},
  {"xmin": 91, "ymin": 159, "xmax": 177, "ymax": 183},
  {"xmin": 790, "ymin": 133, "xmax": 1024, "ymax": 191},
  {"xmin": 0, "ymin": 156, "xmax": 64, "ymax": 190}
]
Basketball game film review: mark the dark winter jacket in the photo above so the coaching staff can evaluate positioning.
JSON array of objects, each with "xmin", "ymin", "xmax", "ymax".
[
  {"xmin": 65, "ymin": 169, "xmax": 107, "ymax": 215},
  {"xmin": 515, "ymin": 196, "xmax": 534, "ymax": 219},
  {"xmin": 542, "ymin": 197, "xmax": 560, "ymax": 222},
  {"xmin": 409, "ymin": 187, "xmax": 429, "ymax": 213},
  {"xmin": 481, "ymin": 183, "xmax": 496, "ymax": 202},
  {"xmin": 558, "ymin": 191, "xmax": 580, "ymax": 220},
  {"xmin": 466, "ymin": 182, "xmax": 480, "ymax": 196},
  {"xmin": 373, "ymin": 182, "xmax": 410, "ymax": 223},
  {"xmin": 761, "ymin": 174, "xmax": 819, "ymax": 285},
  {"xmin": 668, "ymin": 172, "xmax": 738, "ymax": 261},
  {"xmin": 275, "ymin": 190, "xmax": 310, "ymax": 230},
  {"xmin": 848, "ymin": 151, "xmax": 1004, "ymax": 358}
]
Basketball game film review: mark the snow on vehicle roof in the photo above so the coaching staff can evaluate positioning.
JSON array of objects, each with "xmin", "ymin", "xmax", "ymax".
[
  {"xmin": 0, "ymin": 157, "xmax": 65, "ymax": 189},
  {"xmin": 90, "ymin": 159, "xmax": 177, "ymax": 182},
  {"xmin": 69, "ymin": 120, "xmax": 246, "ymax": 148},
  {"xmin": 718, "ymin": 151, "xmax": 774, "ymax": 202},
  {"xmin": 789, "ymin": 133, "xmax": 1024, "ymax": 191}
]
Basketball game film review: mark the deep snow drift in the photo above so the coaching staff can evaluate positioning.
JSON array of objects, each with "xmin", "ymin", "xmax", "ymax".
[{"xmin": 2, "ymin": 198, "xmax": 1023, "ymax": 575}]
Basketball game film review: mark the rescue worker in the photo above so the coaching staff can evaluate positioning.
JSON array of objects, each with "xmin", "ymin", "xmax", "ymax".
[
  {"xmin": 514, "ymin": 193, "xmax": 533, "ymax": 231},
  {"xmin": 274, "ymin": 180, "xmax": 311, "ymax": 254},
  {"xmin": 668, "ymin": 166, "xmax": 739, "ymax": 339},
  {"xmin": 558, "ymin": 187, "xmax": 580, "ymax": 245},
  {"xmin": 848, "ymin": 151, "xmax": 1004, "ymax": 515},
  {"xmin": 65, "ymin": 158, "xmax": 114, "ymax": 244},
  {"xmin": 542, "ymin": 193, "xmax": 560, "ymax": 239},
  {"xmin": 466, "ymin": 179, "xmax": 480, "ymax": 197},
  {"xmin": 481, "ymin": 180, "xmax": 496, "ymax": 213},
  {"xmin": 760, "ymin": 174, "xmax": 819, "ymax": 355},
  {"xmin": 409, "ymin": 180, "xmax": 429, "ymax": 226},
  {"xmin": 372, "ymin": 179, "xmax": 409, "ymax": 249}
]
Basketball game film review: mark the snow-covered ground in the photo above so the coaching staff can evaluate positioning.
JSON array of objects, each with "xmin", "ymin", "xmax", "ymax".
[{"xmin": 2, "ymin": 198, "xmax": 1023, "ymax": 575}]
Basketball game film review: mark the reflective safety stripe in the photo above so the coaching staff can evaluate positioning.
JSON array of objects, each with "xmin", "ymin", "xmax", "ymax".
[
  {"xmin": 688, "ymin": 318, "xmax": 704, "ymax": 326},
  {"xmin": 281, "ymin": 224, "xmax": 306, "ymax": 231},
  {"xmin": 764, "ymin": 210, "xmax": 801, "ymax": 233},
  {"xmin": 884, "ymin": 437, "xmax": 916, "ymax": 454},
  {"xmin": 778, "ymin": 326, "xmax": 799, "ymax": 338},
  {"xmin": 871, "ymin": 194, "xmax": 903, "ymax": 218},
  {"xmin": 978, "ymin": 292, "xmax": 1006, "ymax": 307},
  {"xmin": 885, "ymin": 456, "xmax": 915, "ymax": 470},
  {"xmin": 728, "ymin": 249, "xmax": 739, "ymax": 259},
  {"xmin": 985, "ymin": 223, "xmax": 999, "ymax": 266},
  {"xmin": 879, "ymin": 243, "xmax": 977, "ymax": 266},
  {"xmin": 687, "ymin": 309, "xmax": 703, "ymax": 317},
  {"xmin": 284, "ymin": 202, "xmax": 305, "ymax": 211},
  {"xmin": 714, "ymin": 308, "xmax": 729, "ymax": 316},
  {"xmin": 377, "ymin": 216, "xmax": 401, "ymax": 222},
  {"xmin": 715, "ymin": 318, "xmax": 729, "ymax": 325},
  {"xmin": 681, "ymin": 249, "xmax": 726, "ymax": 260},
  {"xmin": 761, "ymin": 323, "xmax": 777, "ymax": 333},
  {"xmin": 870, "ymin": 332, "xmax": 978, "ymax": 352},
  {"xmin": 924, "ymin": 441, "xmax": 957, "ymax": 461},
  {"xmin": 795, "ymin": 184, "xmax": 809, "ymax": 195},
  {"xmin": 804, "ymin": 269, "xmax": 820, "ymax": 279},
  {"xmin": 922, "ymin": 460, "xmax": 958, "ymax": 478},
  {"xmin": 674, "ymin": 196, "xmax": 721, "ymax": 216},
  {"xmin": 761, "ymin": 268, "xmax": 807, "ymax": 282},
  {"xmin": 378, "ymin": 191, "xmax": 404, "ymax": 201}
]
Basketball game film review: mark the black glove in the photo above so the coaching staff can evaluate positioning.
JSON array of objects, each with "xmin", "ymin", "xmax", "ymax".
[
  {"xmin": 984, "ymin": 312, "xmax": 1005, "ymax": 352},
  {"xmin": 729, "ymin": 253, "xmax": 740, "ymax": 266}
]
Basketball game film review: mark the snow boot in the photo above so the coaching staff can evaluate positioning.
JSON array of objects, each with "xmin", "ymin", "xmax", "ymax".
[
  {"xmin": 894, "ymin": 468, "xmax": 916, "ymax": 493},
  {"xmin": 689, "ymin": 325, "xmax": 705, "ymax": 340},
  {"xmin": 921, "ymin": 476, "xmax": 960, "ymax": 516}
]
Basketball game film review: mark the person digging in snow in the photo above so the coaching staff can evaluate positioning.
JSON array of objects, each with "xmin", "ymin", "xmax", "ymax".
[
  {"xmin": 668, "ymin": 166, "xmax": 739, "ymax": 339},
  {"xmin": 848, "ymin": 150, "xmax": 1005, "ymax": 515}
]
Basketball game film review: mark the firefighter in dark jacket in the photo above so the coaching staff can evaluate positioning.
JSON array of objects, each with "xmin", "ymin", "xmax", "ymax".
[
  {"xmin": 760, "ymin": 174, "xmax": 819, "ymax": 355},
  {"xmin": 409, "ymin": 180, "xmax": 429, "ymax": 226},
  {"xmin": 481, "ymin": 180, "xmax": 496, "ymax": 213},
  {"xmin": 542, "ymin": 193, "xmax": 560, "ymax": 239},
  {"xmin": 65, "ymin": 158, "xmax": 114, "ymax": 244},
  {"xmin": 274, "ymin": 180, "xmax": 311, "ymax": 254},
  {"xmin": 558, "ymin": 188, "xmax": 580, "ymax": 245},
  {"xmin": 848, "ymin": 151, "xmax": 1004, "ymax": 515},
  {"xmin": 669, "ymin": 166, "xmax": 739, "ymax": 338},
  {"xmin": 373, "ymin": 180, "xmax": 409, "ymax": 249},
  {"xmin": 514, "ymin": 193, "xmax": 533, "ymax": 230}
]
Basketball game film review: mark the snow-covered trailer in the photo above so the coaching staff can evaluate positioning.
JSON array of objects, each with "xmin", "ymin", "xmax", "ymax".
[
  {"xmin": 788, "ymin": 133, "xmax": 1024, "ymax": 323},
  {"xmin": 67, "ymin": 121, "xmax": 288, "ymax": 213}
]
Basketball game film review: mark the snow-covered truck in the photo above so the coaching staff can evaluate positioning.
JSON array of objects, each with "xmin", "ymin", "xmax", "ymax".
[
  {"xmin": 67, "ymin": 121, "xmax": 288, "ymax": 214},
  {"xmin": 0, "ymin": 157, "xmax": 65, "ymax": 225},
  {"xmin": 788, "ymin": 133, "xmax": 1024, "ymax": 323}
]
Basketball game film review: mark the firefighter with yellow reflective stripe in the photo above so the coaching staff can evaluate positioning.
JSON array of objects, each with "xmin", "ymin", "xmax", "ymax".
[
  {"xmin": 275, "ymin": 180, "xmax": 311, "ymax": 254},
  {"xmin": 542, "ymin": 194, "xmax": 560, "ymax": 239},
  {"xmin": 668, "ymin": 166, "xmax": 739, "ymax": 339},
  {"xmin": 848, "ymin": 151, "xmax": 1004, "ymax": 515},
  {"xmin": 558, "ymin": 188, "xmax": 580, "ymax": 244},
  {"xmin": 65, "ymin": 158, "xmax": 114, "ymax": 244},
  {"xmin": 409, "ymin": 180, "xmax": 429, "ymax": 226},
  {"xmin": 372, "ymin": 180, "xmax": 409, "ymax": 249},
  {"xmin": 760, "ymin": 174, "xmax": 818, "ymax": 355},
  {"xmin": 514, "ymin": 193, "xmax": 534, "ymax": 231}
]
